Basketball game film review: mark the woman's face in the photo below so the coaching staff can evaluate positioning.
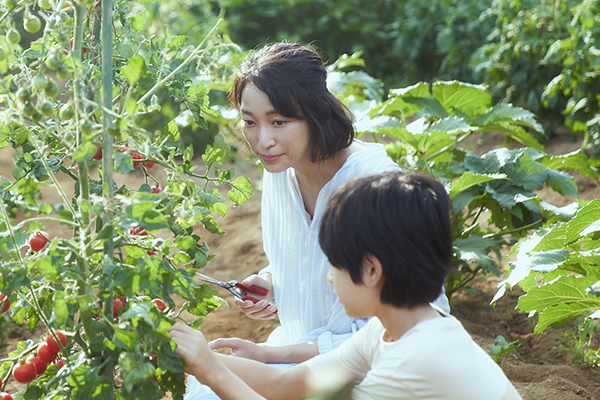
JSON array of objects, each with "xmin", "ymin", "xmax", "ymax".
[{"xmin": 240, "ymin": 83, "xmax": 312, "ymax": 174}]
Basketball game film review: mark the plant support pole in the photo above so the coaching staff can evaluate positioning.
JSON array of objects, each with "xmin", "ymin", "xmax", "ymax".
[{"xmin": 101, "ymin": 0, "xmax": 115, "ymax": 395}]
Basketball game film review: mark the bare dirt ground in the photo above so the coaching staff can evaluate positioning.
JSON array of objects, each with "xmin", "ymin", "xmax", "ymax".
[{"xmin": 1, "ymin": 129, "xmax": 599, "ymax": 399}]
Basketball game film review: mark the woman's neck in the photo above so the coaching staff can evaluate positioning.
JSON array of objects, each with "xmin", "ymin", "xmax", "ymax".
[{"xmin": 294, "ymin": 146, "xmax": 354, "ymax": 218}]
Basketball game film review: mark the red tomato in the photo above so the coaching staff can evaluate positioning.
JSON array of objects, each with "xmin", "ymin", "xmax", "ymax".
[
  {"xmin": 113, "ymin": 298, "xmax": 124, "ymax": 318},
  {"xmin": 145, "ymin": 161, "xmax": 156, "ymax": 168},
  {"xmin": 0, "ymin": 294, "xmax": 9, "ymax": 313},
  {"xmin": 151, "ymin": 298, "xmax": 167, "ymax": 312},
  {"xmin": 1, "ymin": 392, "xmax": 13, "ymax": 400},
  {"xmin": 13, "ymin": 362, "xmax": 36, "ymax": 383},
  {"xmin": 70, "ymin": 37, "xmax": 87, "ymax": 53},
  {"xmin": 151, "ymin": 186, "xmax": 162, "ymax": 194},
  {"xmin": 132, "ymin": 152, "xmax": 144, "ymax": 168},
  {"xmin": 56, "ymin": 357, "xmax": 66, "ymax": 369},
  {"xmin": 147, "ymin": 250, "xmax": 158, "ymax": 256},
  {"xmin": 37, "ymin": 343, "xmax": 58, "ymax": 364},
  {"xmin": 29, "ymin": 231, "xmax": 51, "ymax": 252},
  {"xmin": 129, "ymin": 227, "xmax": 148, "ymax": 236},
  {"xmin": 92, "ymin": 147, "xmax": 102, "ymax": 160},
  {"xmin": 46, "ymin": 331, "xmax": 68, "ymax": 353},
  {"xmin": 27, "ymin": 356, "xmax": 48, "ymax": 375}
]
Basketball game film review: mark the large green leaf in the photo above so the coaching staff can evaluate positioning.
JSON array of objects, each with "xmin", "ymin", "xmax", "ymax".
[
  {"xmin": 432, "ymin": 80, "xmax": 491, "ymax": 115},
  {"xmin": 517, "ymin": 274, "xmax": 600, "ymax": 333},
  {"xmin": 538, "ymin": 149, "xmax": 599, "ymax": 180},
  {"xmin": 473, "ymin": 103, "xmax": 544, "ymax": 134},
  {"xmin": 449, "ymin": 172, "xmax": 507, "ymax": 197},
  {"xmin": 566, "ymin": 200, "xmax": 600, "ymax": 243}
]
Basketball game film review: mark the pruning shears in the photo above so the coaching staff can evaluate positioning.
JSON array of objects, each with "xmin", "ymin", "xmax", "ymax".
[{"xmin": 196, "ymin": 272, "xmax": 271, "ymax": 304}]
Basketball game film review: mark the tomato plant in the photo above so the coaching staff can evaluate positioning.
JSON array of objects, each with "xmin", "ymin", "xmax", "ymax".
[
  {"xmin": 152, "ymin": 299, "xmax": 167, "ymax": 312},
  {"xmin": 0, "ymin": 0, "xmax": 251, "ymax": 399}
]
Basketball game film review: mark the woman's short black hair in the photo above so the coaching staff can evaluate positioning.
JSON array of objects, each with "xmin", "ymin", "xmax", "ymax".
[
  {"xmin": 318, "ymin": 172, "xmax": 453, "ymax": 308},
  {"xmin": 228, "ymin": 42, "xmax": 354, "ymax": 163}
]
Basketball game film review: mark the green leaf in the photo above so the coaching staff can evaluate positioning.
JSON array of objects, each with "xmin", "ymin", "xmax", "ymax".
[
  {"xmin": 227, "ymin": 176, "xmax": 254, "ymax": 206},
  {"xmin": 123, "ymin": 54, "xmax": 147, "ymax": 87},
  {"xmin": 449, "ymin": 172, "xmax": 507, "ymax": 197},
  {"xmin": 432, "ymin": 80, "xmax": 491, "ymax": 115},
  {"xmin": 473, "ymin": 103, "xmax": 544, "ymax": 134},
  {"xmin": 128, "ymin": 10, "xmax": 147, "ymax": 32},
  {"xmin": 73, "ymin": 142, "xmax": 98, "ymax": 162},
  {"xmin": 566, "ymin": 200, "xmax": 600, "ymax": 242},
  {"xmin": 125, "ymin": 201, "xmax": 168, "ymax": 231},
  {"xmin": 196, "ymin": 188, "xmax": 227, "ymax": 216},
  {"xmin": 538, "ymin": 149, "xmax": 599, "ymax": 180},
  {"xmin": 453, "ymin": 235, "xmax": 504, "ymax": 273},
  {"xmin": 518, "ymin": 274, "xmax": 600, "ymax": 333},
  {"xmin": 201, "ymin": 132, "xmax": 229, "ymax": 167}
]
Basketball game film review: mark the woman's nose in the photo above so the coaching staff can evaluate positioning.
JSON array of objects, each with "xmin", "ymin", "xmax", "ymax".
[{"xmin": 257, "ymin": 126, "xmax": 276, "ymax": 150}]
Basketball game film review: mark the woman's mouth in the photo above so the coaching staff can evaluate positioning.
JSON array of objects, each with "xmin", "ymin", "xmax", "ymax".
[{"xmin": 261, "ymin": 154, "xmax": 282, "ymax": 163}]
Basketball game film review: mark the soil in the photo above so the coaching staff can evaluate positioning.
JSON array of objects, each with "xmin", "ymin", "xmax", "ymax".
[{"xmin": 1, "ymin": 129, "xmax": 599, "ymax": 399}]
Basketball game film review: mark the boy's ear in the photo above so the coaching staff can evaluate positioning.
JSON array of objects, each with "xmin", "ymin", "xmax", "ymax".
[{"xmin": 362, "ymin": 254, "xmax": 384, "ymax": 289}]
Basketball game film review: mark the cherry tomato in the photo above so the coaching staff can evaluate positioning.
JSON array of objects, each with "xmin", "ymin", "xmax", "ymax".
[
  {"xmin": 37, "ymin": 343, "xmax": 58, "ymax": 364},
  {"xmin": 32, "ymin": 75, "xmax": 47, "ymax": 91},
  {"xmin": 147, "ymin": 250, "xmax": 158, "ymax": 256},
  {"xmin": 151, "ymin": 298, "xmax": 167, "ymax": 312},
  {"xmin": 59, "ymin": 103, "xmax": 74, "ymax": 120},
  {"xmin": 151, "ymin": 187, "xmax": 162, "ymax": 194},
  {"xmin": 81, "ymin": 120, "xmax": 92, "ymax": 134},
  {"xmin": 46, "ymin": 330, "xmax": 67, "ymax": 353},
  {"xmin": 132, "ymin": 152, "xmax": 143, "ymax": 168},
  {"xmin": 129, "ymin": 227, "xmax": 148, "ymax": 236},
  {"xmin": 6, "ymin": 29, "xmax": 20, "ymax": 45},
  {"xmin": 31, "ymin": 111, "xmax": 43, "ymax": 123},
  {"xmin": 0, "ymin": 293, "xmax": 10, "ymax": 313},
  {"xmin": 21, "ymin": 101, "xmax": 35, "ymax": 117},
  {"xmin": 45, "ymin": 55, "xmax": 61, "ymax": 71},
  {"xmin": 4, "ymin": 0, "xmax": 16, "ymax": 8},
  {"xmin": 56, "ymin": 65, "xmax": 69, "ymax": 81},
  {"xmin": 0, "ymin": 392, "xmax": 13, "ymax": 400},
  {"xmin": 56, "ymin": 357, "xmax": 65, "ymax": 369},
  {"xmin": 70, "ymin": 37, "xmax": 88, "ymax": 54},
  {"xmin": 113, "ymin": 298, "xmax": 124, "ymax": 318},
  {"xmin": 16, "ymin": 88, "xmax": 31, "ymax": 103},
  {"xmin": 38, "ymin": 0, "xmax": 52, "ymax": 10},
  {"xmin": 27, "ymin": 356, "xmax": 48, "ymax": 375},
  {"xmin": 29, "ymin": 231, "xmax": 50, "ymax": 252},
  {"xmin": 24, "ymin": 16, "xmax": 42, "ymax": 34},
  {"xmin": 0, "ymin": 45, "xmax": 6, "ymax": 62},
  {"xmin": 13, "ymin": 362, "xmax": 36, "ymax": 383},
  {"xmin": 40, "ymin": 102, "xmax": 54, "ymax": 116},
  {"xmin": 145, "ymin": 161, "xmax": 156, "ymax": 168},
  {"xmin": 92, "ymin": 147, "xmax": 102, "ymax": 161},
  {"xmin": 44, "ymin": 80, "xmax": 59, "ymax": 98}
]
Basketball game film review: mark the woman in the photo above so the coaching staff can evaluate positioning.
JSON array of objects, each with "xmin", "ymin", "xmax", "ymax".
[{"xmin": 185, "ymin": 42, "xmax": 450, "ymax": 399}]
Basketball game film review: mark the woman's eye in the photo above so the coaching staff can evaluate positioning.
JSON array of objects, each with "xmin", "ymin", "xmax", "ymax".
[
  {"xmin": 273, "ymin": 120, "xmax": 287, "ymax": 126},
  {"xmin": 243, "ymin": 120, "xmax": 255, "ymax": 126}
]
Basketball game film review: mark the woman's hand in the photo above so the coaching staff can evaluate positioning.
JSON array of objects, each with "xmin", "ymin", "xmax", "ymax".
[
  {"xmin": 168, "ymin": 322, "xmax": 222, "ymax": 381},
  {"xmin": 209, "ymin": 338, "xmax": 271, "ymax": 363},
  {"xmin": 235, "ymin": 274, "xmax": 277, "ymax": 320}
]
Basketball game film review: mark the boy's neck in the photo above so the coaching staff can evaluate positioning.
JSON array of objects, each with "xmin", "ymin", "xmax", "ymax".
[{"xmin": 378, "ymin": 304, "xmax": 443, "ymax": 342}]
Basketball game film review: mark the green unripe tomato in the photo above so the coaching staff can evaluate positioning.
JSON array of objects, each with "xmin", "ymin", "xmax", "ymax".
[
  {"xmin": 17, "ymin": 87, "xmax": 31, "ymax": 103},
  {"xmin": 33, "ymin": 75, "xmax": 47, "ymax": 91},
  {"xmin": 56, "ymin": 65, "xmax": 69, "ymax": 81},
  {"xmin": 0, "ymin": 46, "xmax": 6, "ymax": 62},
  {"xmin": 6, "ymin": 29, "xmax": 20, "ymax": 45},
  {"xmin": 59, "ymin": 11, "xmax": 69, "ymax": 22},
  {"xmin": 40, "ymin": 102, "xmax": 54, "ymax": 116},
  {"xmin": 7, "ymin": 79, "xmax": 18, "ymax": 93},
  {"xmin": 31, "ymin": 111, "xmax": 43, "ymax": 123},
  {"xmin": 21, "ymin": 101, "xmax": 35, "ymax": 117},
  {"xmin": 4, "ymin": 0, "xmax": 16, "ymax": 9},
  {"xmin": 24, "ymin": 16, "xmax": 42, "ymax": 34},
  {"xmin": 38, "ymin": 0, "xmax": 52, "ymax": 10},
  {"xmin": 80, "ymin": 120, "xmax": 92, "ymax": 134},
  {"xmin": 45, "ymin": 55, "xmax": 61, "ymax": 71},
  {"xmin": 59, "ymin": 103, "xmax": 74, "ymax": 120},
  {"xmin": 44, "ymin": 80, "xmax": 59, "ymax": 98}
]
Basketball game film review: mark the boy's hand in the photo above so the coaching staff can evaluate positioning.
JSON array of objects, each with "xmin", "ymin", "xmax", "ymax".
[
  {"xmin": 209, "ymin": 338, "xmax": 270, "ymax": 362},
  {"xmin": 168, "ymin": 322, "xmax": 222, "ymax": 381},
  {"xmin": 235, "ymin": 274, "xmax": 277, "ymax": 320}
]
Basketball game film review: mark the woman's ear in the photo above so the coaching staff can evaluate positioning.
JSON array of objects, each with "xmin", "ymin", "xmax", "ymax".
[{"xmin": 362, "ymin": 254, "xmax": 384, "ymax": 289}]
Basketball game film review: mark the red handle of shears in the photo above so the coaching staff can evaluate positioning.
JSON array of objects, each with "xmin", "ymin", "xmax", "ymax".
[{"xmin": 237, "ymin": 283, "xmax": 269, "ymax": 296}]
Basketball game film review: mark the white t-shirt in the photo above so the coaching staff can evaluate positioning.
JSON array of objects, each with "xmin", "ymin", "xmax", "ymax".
[
  {"xmin": 261, "ymin": 140, "xmax": 449, "ymax": 352},
  {"xmin": 305, "ymin": 316, "xmax": 522, "ymax": 400}
]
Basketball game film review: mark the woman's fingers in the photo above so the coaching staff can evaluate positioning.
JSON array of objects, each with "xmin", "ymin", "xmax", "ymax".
[{"xmin": 235, "ymin": 298, "xmax": 278, "ymax": 320}]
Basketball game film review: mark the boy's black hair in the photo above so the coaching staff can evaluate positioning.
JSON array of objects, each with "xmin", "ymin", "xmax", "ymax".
[
  {"xmin": 228, "ymin": 42, "xmax": 354, "ymax": 163},
  {"xmin": 318, "ymin": 172, "xmax": 453, "ymax": 308}
]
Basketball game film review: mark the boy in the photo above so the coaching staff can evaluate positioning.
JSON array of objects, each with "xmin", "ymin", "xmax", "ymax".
[{"xmin": 168, "ymin": 171, "xmax": 522, "ymax": 400}]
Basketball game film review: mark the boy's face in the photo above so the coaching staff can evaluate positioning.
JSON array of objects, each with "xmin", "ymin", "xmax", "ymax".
[{"xmin": 327, "ymin": 265, "xmax": 374, "ymax": 319}]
